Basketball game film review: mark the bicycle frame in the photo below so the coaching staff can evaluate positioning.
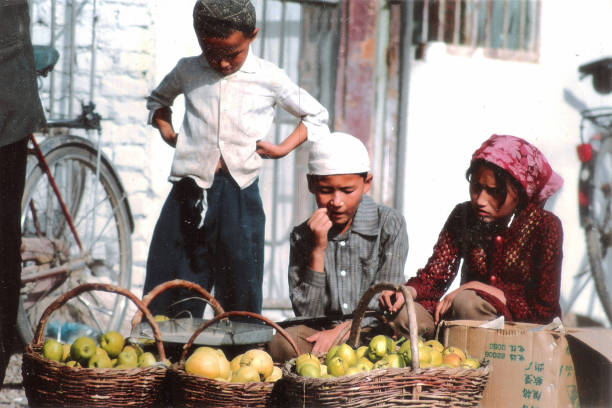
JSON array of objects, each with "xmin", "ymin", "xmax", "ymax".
[
  {"xmin": 576, "ymin": 108, "xmax": 612, "ymax": 227},
  {"xmin": 21, "ymin": 102, "xmax": 104, "ymax": 286}
]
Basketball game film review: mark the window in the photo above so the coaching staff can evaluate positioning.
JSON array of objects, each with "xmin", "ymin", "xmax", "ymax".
[{"xmin": 412, "ymin": 0, "xmax": 541, "ymax": 62}]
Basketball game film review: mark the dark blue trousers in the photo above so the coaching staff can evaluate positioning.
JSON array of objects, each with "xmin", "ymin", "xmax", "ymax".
[{"xmin": 143, "ymin": 173, "xmax": 265, "ymax": 317}]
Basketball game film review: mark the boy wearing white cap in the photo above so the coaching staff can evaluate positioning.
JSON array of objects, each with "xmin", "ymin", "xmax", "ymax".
[{"xmin": 268, "ymin": 133, "xmax": 408, "ymax": 361}]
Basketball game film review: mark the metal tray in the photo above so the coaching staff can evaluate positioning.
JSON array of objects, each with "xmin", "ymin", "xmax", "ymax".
[{"xmin": 130, "ymin": 317, "xmax": 274, "ymax": 346}]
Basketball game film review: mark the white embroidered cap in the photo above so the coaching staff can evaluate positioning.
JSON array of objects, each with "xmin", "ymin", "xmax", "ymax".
[{"xmin": 308, "ymin": 132, "xmax": 371, "ymax": 175}]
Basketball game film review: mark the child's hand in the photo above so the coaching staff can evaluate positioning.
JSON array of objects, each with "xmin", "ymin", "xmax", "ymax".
[
  {"xmin": 256, "ymin": 140, "xmax": 287, "ymax": 159},
  {"xmin": 379, "ymin": 290, "xmax": 404, "ymax": 314},
  {"xmin": 160, "ymin": 128, "xmax": 178, "ymax": 147},
  {"xmin": 307, "ymin": 208, "xmax": 332, "ymax": 251},
  {"xmin": 306, "ymin": 321, "xmax": 351, "ymax": 354}
]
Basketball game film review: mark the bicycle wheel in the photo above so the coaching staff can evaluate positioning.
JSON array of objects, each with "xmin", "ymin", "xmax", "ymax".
[
  {"xmin": 585, "ymin": 136, "xmax": 612, "ymax": 324},
  {"xmin": 18, "ymin": 136, "xmax": 133, "ymax": 344}
]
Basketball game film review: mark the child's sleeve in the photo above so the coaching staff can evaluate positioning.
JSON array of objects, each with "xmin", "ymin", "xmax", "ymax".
[
  {"xmin": 288, "ymin": 225, "xmax": 328, "ymax": 317},
  {"xmin": 146, "ymin": 61, "xmax": 183, "ymax": 125},
  {"xmin": 375, "ymin": 210, "xmax": 409, "ymax": 286},
  {"xmin": 275, "ymin": 69, "xmax": 331, "ymax": 143}
]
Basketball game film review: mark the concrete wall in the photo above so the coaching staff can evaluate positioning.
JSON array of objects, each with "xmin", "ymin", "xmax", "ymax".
[{"xmin": 401, "ymin": 0, "xmax": 612, "ymax": 325}]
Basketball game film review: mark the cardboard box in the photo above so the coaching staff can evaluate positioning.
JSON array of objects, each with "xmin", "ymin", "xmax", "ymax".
[
  {"xmin": 441, "ymin": 320, "xmax": 580, "ymax": 408},
  {"xmin": 565, "ymin": 328, "xmax": 612, "ymax": 408}
]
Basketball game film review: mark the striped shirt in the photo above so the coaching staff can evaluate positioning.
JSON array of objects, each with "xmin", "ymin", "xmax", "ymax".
[{"xmin": 289, "ymin": 195, "xmax": 408, "ymax": 318}]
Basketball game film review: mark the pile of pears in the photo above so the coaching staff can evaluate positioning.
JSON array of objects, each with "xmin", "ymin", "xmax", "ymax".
[
  {"xmin": 295, "ymin": 335, "xmax": 481, "ymax": 378},
  {"xmin": 184, "ymin": 347, "xmax": 281, "ymax": 383},
  {"xmin": 41, "ymin": 331, "xmax": 164, "ymax": 369}
]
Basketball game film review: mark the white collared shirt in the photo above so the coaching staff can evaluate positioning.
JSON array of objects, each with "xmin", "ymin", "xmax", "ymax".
[{"xmin": 147, "ymin": 50, "xmax": 330, "ymax": 189}]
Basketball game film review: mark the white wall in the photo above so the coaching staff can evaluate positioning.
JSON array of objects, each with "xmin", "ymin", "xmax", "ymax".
[{"xmin": 402, "ymin": 0, "xmax": 612, "ymax": 325}]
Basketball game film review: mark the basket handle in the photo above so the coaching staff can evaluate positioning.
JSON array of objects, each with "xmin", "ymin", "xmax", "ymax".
[
  {"xmin": 131, "ymin": 279, "xmax": 225, "ymax": 327},
  {"xmin": 178, "ymin": 311, "xmax": 301, "ymax": 364},
  {"xmin": 32, "ymin": 282, "xmax": 166, "ymax": 361},
  {"xmin": 346, "ymin": 282, "xmax": 420, "ymax": 370}
]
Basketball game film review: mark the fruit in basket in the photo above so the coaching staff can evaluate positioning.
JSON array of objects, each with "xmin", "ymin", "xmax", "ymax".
[
  {"xmin": 327, "ymin": 356, "xmax": 348, "ymax": 377},
  {"xmin": 430, "ymin": 349, "xmax": 443, "ymax": 366},
  {"xmin": 65, "ymin": 360, "xmax": 81, "ymax": 367},
  {"xmin": 367, "ymin": 335, "xmax": 389, "ymax": 361},
  {"xmin": 442, "ymin": 353, "xmax": 462, "ymax": 368},
  {"xmin": 442, "ymin": 346, "xmax": 466, "ymax": 361},
  {"xmin": 185, "ymin": 347, "xmax": 231, "ymax": 380},
  {"xmin": 265, "ymin": 366, "xmax": 282, "ymax": 382},
  {"xmin": 297, "ymin": 363, "xmax": 320, "ymax": 378},
  {"xmin": 61, "ymin": 343, "xmax": 71, "ymax": 362},
  {"xmin": 335, "ymin": 344, "xmax": 357, "ymax": 367},
  {"xmin": 240, "ymin": 349, "xmax": 274, "ymax": 380},
  {"xmin": 99, "ymin": 331, "xmax": 125, "ymax": 358},
  {"xmin": 232, "ymin": 365, "xmax": 260, "ymax": 383},
  {"xmin": 42, "ymin": 339, "xmax": 64, "ymax": 362},
  {"xmin": 230, "ymin": 354, "xmax": 243, "ymax": 373},
  {"xmin": 325, "ymin": 345, "xmax": 339, "ymax": 366},
  {"xmin": 345, "ymin": 366, "xmax": 362, "ymax": 376},
  {"xmin": 296, "ymin": 353, "xmax": 320, "ymax": 370},
  {"xmin": 424, "ymin": 339, "xmax": 444, "ymax": 353},
  {"xmin": 70, "ymin": 336, "xmax": 97, "ymax": 364},
  {"xmin": 399, "ymin": 341, "xmax": 431, "ymax": 366},
  {"xmin": 116, "ymin": 349, "xmax": 139, "ymax": 368},
  {"xmin": 385, "ymin": 353, "xmax": 405, "ymax": 368},
  {"xmin": 461, "ymin": 357, "xmax": 480, "ymax": 369},
  {"xmin": 355, "ymin": 357, "xmax": 373, "ymax": 371},
  {"xmin": 88, "ymin": 353, "xmax": 113, "ymax": 368},
  {"xmin": 319, "ymin": 364, "xmax": 328, "ymax": 376},
  {"xmin": 138, "ymin": 352, "xmax": 157, "ymax": 367},
  {"xmin": 355, "ymin": 345, "xmax": 368, "ymax": 360},
  {"xmin": 122, "ymin": 344, "xmax": 143, "ymax": 357}
]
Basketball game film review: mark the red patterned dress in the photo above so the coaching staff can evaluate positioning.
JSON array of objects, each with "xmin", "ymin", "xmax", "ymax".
[{"xmin": 406, "ymin": 201, "xmax": 563, "ymax": 324}]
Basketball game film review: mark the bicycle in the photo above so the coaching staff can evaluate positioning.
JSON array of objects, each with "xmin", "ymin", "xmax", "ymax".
[
  {"xmin": 571, "ymin": 57, "xmax": 612, "ymax": 325},
  {"xmin": 17, "ymin": 45, "xmax": 134, "ymax": 344}
]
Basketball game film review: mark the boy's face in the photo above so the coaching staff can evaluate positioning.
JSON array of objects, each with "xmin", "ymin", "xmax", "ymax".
[
  {"xmin": 308, "ymin": 174, "xmax": 372, "ymax": 229},
  {"xmin": 198, "ymin": 28, "xmax": 258, "ymax": 76}
]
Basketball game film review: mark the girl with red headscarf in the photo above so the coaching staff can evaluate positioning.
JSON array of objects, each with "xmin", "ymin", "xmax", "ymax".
[{"xmin": 380, "ymin": 135, "xmax": 564, "ymax": 337}]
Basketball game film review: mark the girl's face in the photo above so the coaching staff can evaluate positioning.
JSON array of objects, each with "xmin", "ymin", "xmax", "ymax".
[{"xmin": 469, "ymin": 166, "xmax": 519, "ymax": 223}]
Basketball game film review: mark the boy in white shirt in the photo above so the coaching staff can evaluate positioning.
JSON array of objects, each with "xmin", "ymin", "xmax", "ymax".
[{"xmin": 144, "ymin": 0, "xmax": 330, "ymax": 317}]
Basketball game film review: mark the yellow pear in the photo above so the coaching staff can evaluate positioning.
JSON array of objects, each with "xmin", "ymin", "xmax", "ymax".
[
  {"xmin": 265, "ymin": 366, "xmax": 282, "ymax": 382},
  {"xmin": 232, "ymin": 365, "xmax": 260, "ymax": 383},
  {"xmin": 230, "ymin": 354, "xmax": 243, "ymax": 373},
  {"xmin": 240, "ymin": 349, "xmax": 274, "ymax": 380},
  {"xmin": 185, "ymin": 349, "xmax": 222, "ymax": 379}
]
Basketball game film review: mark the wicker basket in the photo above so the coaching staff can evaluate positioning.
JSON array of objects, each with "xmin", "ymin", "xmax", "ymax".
[
  {"xmin": 280, "ymin": 283, "xmax": 491, "ymax": 407},
  {"xmin": 131, "ymin": 279, "xmax": 225, "ymax": 327},
  {"xmin": 22, "ymin": 282, "xmax": 168, "ymax": 408},
  {"xmin": 169, "ymin": 311, "xmax": 300, "ymax": 408}
]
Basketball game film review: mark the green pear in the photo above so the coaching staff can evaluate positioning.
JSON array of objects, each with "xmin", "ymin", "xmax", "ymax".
[
  {"xmin": 42, "ymin": 338, "xmax": 64, "ymax": 362},
  {"xmin": 70, "ymin": 336, "xmax": 97, "ymax": 364},
  {"xmin": 99, "ymin": 331, "xmax": 125, "ymax": 358},
  {"xmin": 138, "ymin": 352, "xmax": 157, "ymax": 367},
  {"xmin": 116, "ymin": 349, "xmax": 138, "ymax": 368}
]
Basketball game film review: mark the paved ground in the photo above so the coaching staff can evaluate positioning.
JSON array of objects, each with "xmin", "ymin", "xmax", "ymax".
[{"xmin": 0, "ymin": 354, "xmax": 27, "ymax": 408}]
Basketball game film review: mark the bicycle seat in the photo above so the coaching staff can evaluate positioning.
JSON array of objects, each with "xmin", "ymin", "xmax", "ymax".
[
  {"xmin": 32, "ymin": 45, "xmax": 59, "ymax": 77},
  {"xmin": 579, "ymin": 57, "xmax": 612, "ymax": 94}
]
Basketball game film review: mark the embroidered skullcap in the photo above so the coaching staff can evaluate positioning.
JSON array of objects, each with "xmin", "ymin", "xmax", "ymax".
[
  {"xmin": 471, "ymin": 134, "xmax": 563, "ymax": 205},
  {"xmin": 194, "ymin": 0, "xmax": 255, "ymax": 31},
  {"xmin": 308, "ymin": 132, "xmax": 371, "ymax": 176}
]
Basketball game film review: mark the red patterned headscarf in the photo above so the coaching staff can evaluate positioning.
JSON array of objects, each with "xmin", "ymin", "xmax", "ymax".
[{"xmin": 471, "ymin": 135, "xmax": 563, "ymax": 205}]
